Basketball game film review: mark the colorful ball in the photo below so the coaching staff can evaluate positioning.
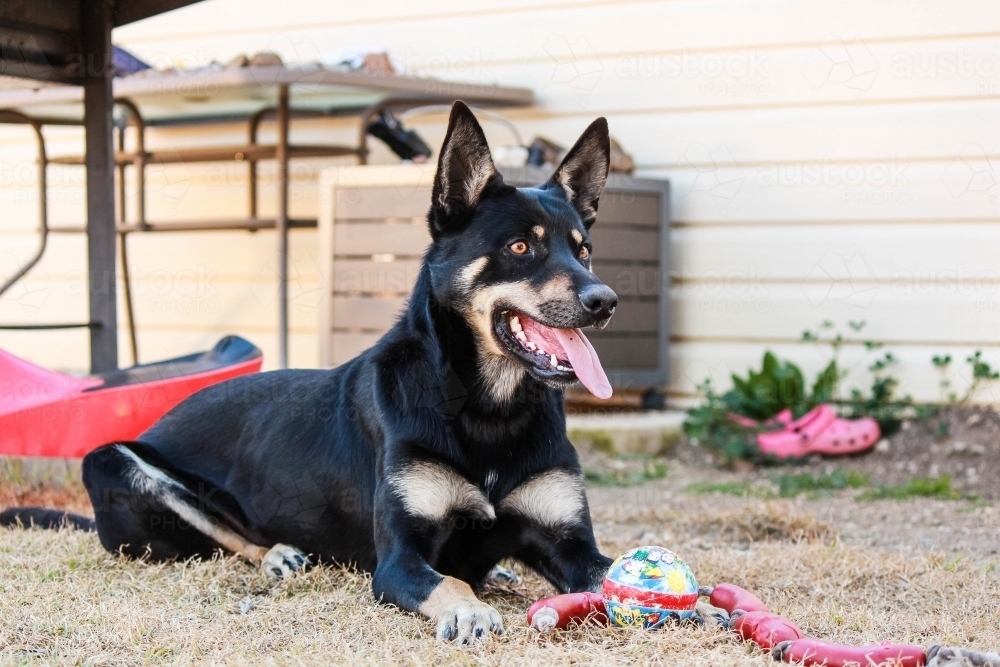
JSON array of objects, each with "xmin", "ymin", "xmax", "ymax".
[{"xmin": 602, "ymin": 546, "xmax": 699, "ymax": 629}]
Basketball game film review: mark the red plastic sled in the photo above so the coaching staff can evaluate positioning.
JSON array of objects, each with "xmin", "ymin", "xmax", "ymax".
[{"xmin": 0, "ymin": 336, "xmax": 262, "ymax": 458}]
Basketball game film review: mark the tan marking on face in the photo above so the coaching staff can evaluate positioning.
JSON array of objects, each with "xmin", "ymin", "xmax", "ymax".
[
  {"xmin": 499, "ymin": 469, "xmax": 586, "ymax": 531},
  {"xmin": 389, "ymin": 461, "xmax": 495, "ymax": 522},
  {"xmin": 465, "ymin": 276, "xmax": 573, "ymax": 350},
  {"xmin": 455, "ymin": 256, "xmax": 488, "ymax": 291},
  {"xmin": 571, "ymin": 229, "xmax": 583, "ymax": 245},
  {"xmin": 459, "ymin": 273, "xmax": 578, "ymax": 401},
  {"xmin": 419, "ymin": 576, "xmax": 479, "ymax": 620},
  {"xmin": 533, "ymin": 225, "xmax": 546, "ymax": 239}
]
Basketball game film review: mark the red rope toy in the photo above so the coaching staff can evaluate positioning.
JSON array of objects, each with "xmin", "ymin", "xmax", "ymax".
[{"xmin": 527, "ymin": 582, "xmax": 997, "ymax": 666}]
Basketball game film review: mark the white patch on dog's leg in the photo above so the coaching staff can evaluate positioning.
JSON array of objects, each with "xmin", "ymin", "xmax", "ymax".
[
  {"xmin": 694, "ymin": 601, "xmax": 730, "ymax": 629},
  {"xmin": 499, "ymin": 469, "xmax": 586, "ymax": 531},
  {"xmin": 571, "ymin": 229, "xmax": 583, "ymax": 245},
  {"xmin": 421, "ymin": 576, "xmax": 504, "ymax": 643},
  {"xmin": 388, "ymin": 462, "xmax": 494, "ymax": 522},
  {"xmin": 114, "ymin": 444, "xmax": 282, "ymax": 566},
  {"xmin": 487, "ymin": 563, "xmax": 521, "ymax": 585},
  {"xmin": 262, "ymin": 543, "xmax": 311, "ymax": 580}
]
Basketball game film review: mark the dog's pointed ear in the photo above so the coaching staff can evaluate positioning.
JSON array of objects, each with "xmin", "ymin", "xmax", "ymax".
[
  {"xmin": 545, "ymin": 118, "xmax": 610, "ymax": 229},
  {"xmin": 429, "ymin": 101, "xmax": 499, "ymax": 238}
]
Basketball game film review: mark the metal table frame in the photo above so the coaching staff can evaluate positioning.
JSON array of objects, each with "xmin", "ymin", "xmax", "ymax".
[{"xmin": 0, "ymin": 66, "xmax": 532, "ymax": 369}]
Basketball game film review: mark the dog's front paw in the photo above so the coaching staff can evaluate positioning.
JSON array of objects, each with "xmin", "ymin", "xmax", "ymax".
[
  {"xmin": 693, "ymin": 601, "xmax": 730, "ymax": 629},
  {"xmin": 435, "ymin": 600, "xmax": 504, "ymax": 644},
  {"xmin": 486, "ymin": 563, "xmax": 521, "ymax": 586},
  {"xmin": 262, "ymin": 543, "xmax": 310, "ymax": 580}
]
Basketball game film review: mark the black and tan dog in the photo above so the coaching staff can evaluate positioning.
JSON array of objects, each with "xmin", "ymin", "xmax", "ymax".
[{"xmin": 2, "ymin": 102, "xmax": 623, "ymax": 644}]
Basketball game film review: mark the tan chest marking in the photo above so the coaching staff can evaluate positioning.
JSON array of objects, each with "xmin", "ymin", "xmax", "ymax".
[
  {"xmin": 499, "ymin": 469, "xmax": 586, "ymax": 530},
  {"xmin": 389, "ymin": 461, "xmax": 495, "ymax": 522}
]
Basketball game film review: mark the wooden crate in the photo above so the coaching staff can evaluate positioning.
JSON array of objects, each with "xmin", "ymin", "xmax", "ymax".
[{"xmin": 318, "ymin": 164, "xmax": 670, "ymax": 389}]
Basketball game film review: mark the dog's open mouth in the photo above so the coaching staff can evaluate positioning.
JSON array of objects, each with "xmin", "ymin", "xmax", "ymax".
[{"xmin": 493, "ymin": 309, "xmax": 613, "ymax": 399}]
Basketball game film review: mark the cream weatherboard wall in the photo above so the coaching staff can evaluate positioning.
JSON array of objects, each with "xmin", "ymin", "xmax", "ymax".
[{"xmin": 1, "ymin": 0, "xmax": 998, "ymax": 403}]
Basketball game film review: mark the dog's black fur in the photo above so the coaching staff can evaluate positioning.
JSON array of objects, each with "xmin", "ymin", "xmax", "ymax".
[{"xmin": 2, "ymin": 103, "xmax": 621, "ymax": 643}]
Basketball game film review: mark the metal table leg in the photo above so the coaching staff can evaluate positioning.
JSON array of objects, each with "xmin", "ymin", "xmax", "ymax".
[{"xmin": 0, "ymin": 111, "xmax": 47, "ymax": 299}]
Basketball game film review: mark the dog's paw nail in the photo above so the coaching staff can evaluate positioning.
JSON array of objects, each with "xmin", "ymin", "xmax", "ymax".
[{"xmin": 436, "ymin": 617, "xmax": 457, "ymax": 641}]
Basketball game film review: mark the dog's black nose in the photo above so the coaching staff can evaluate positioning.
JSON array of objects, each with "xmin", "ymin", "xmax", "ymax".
[{"xmin": 579, "ymin": 284, "xmax": 618, "ymax": 320}]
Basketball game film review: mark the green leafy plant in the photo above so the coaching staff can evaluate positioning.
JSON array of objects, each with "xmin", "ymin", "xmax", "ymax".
[
  {"xmin": 726, "ymin": 351, "xmax": 809, "ymax": 420},
  {"xmin": 774, "ymin": 469, "xmax": 869, "ymax": 498},
  {"xmin": 856, "ymin": 475, "xmax": 964, "ymax": 501},
  {"xmin": 682, "ymin": 379, "xmax": 761, "ymax": 462},
  {"xmin": 683, "ymin": 322, "xmax": 999, "ymax": 463},
  {"xmin": 685, "ymin": 480, "xmax": 775, "ymax": 498},
  {"xmin": 685, "ymin": 468, "xmax": 870, "ymax": 499},
  {"xmin": 932, "ymin": 354, "xmax": 955, "ymax": 403},
  {"xmin": 583, "ymin": 457, "xmax": 669, "ymax": 487},
  {"xmin": 926, "ymin": 350, "xmax": 999, "ymax": 406},
  {"xmin": 962, "ymin": 350, "xmax": 999, "ymax": 404},
  {"xmin": 685, "ymin": 320, "xmax": 914, "ymax": 461}
]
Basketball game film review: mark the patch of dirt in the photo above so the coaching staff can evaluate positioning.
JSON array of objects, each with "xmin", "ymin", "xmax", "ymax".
[
  {"xmin": 0, "ymin": 480, "xmax": 91, "ymax": 515},
  {"xmin": 839, "ymin": 406, "xmax": 1000, "ymax": 499},
  {"xmin": 579, "ymin": 407, "xmax": 1000, "ymax": 562}
]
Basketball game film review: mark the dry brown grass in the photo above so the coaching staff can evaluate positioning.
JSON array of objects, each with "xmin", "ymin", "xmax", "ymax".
[{"xmin": 2, "ymin": 497, "xmax": 999, "ymax": 666}]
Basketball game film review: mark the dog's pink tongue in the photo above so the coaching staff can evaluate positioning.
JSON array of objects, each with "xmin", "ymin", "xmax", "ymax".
[{"xmin": 551, "ymin": 328, "xmax": 613, "ymax": 399}]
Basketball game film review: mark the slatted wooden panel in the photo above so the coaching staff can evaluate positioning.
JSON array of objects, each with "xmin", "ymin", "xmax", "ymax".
[{"xmin": 318, "ymin": 165, "xmax": 669, "ymax": 382}]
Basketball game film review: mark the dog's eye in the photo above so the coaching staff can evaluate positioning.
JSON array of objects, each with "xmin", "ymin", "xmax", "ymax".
[
  {"xmin": 579, "ymin": 246, "xmax": 590, "ymax": 260},
  {"xmin": 509, "ymin": 240, "xmax": 529, "ymax": 255}
]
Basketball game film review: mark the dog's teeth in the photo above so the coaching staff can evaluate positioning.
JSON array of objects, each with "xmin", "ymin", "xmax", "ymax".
[
  {"xmin": 526, "ymin": 341, "xmax": 536, "ymax": 350},
  {"xmin": 550, "ymin": 354, "xmax": 558, "ymax": 367},
  {"xmin": 510, "ymin": 316, "xmax": 522, "ymax": 333},
  {"xmin": 515, "ymin": 331, "xmax": 527, "ymax": 342}
]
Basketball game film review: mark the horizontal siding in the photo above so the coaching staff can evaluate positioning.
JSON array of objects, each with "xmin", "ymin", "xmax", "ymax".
[
  {"xmin": 112, "ymin": 0, "xmax": 1000, "ymax": 68},
  {"xmin": 671, "ymin": 223, "xmax": 1000, "ymax": 279},
  {"xmin": 672, "ymin": 284, "xmax": 1000, "ymax": 345},
  {"xmin": 2, "ymin": 0, "xmax": 998, "ymax": 402}
]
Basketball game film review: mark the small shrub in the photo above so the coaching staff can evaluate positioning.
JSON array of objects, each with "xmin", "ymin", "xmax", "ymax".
[{"xmin": 856, "ymin": 475, "xmax": 963, "ymax": 501}]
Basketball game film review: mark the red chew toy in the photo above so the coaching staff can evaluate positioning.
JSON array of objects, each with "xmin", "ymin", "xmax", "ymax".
[
  {"xmin": 527, "ymin": 592, "xmax": 608, "ymax": 631},
  {"xmin": 733, "ymin": 611, "xmax": 804, "ymax": 650},
  {"xmin": 774, "ymin": 638, "xmax": 926, "ymax": 667},
  {"xmin": 708, "ymin": 583, "xmax": 770, "ymax": 614}
]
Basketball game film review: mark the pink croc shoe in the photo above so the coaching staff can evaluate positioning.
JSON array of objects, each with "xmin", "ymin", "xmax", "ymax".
[
  {"xmin": 806, "ymin": 414, "xmax": 880, "ymax": 455},
  {"xmin": 756, "ymin": 405, "xmax": 880, "ymax": 460}
]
